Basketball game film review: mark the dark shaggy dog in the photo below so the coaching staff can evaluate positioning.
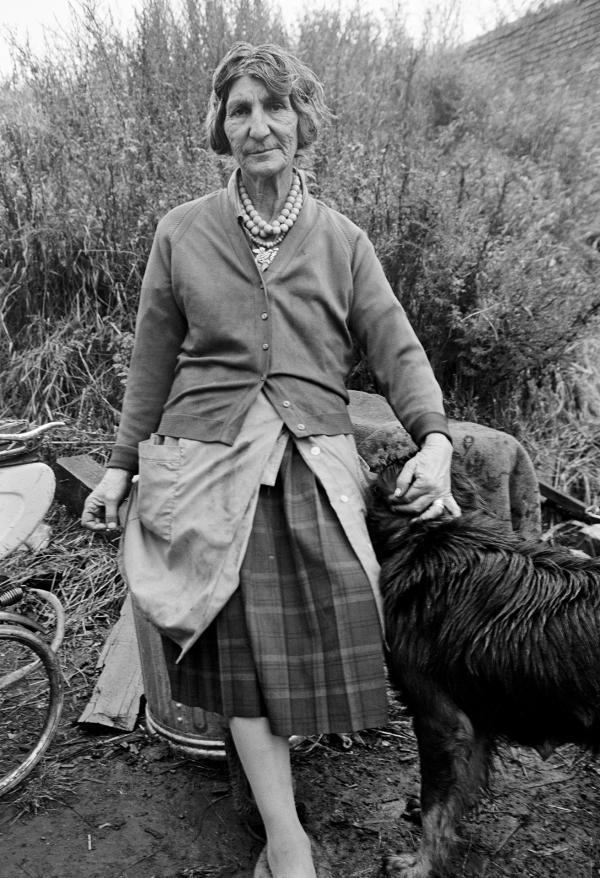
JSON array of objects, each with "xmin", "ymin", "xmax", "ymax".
[{"xmin": 367, "ymin": 458, "xmax": 600, "ymax": 878}]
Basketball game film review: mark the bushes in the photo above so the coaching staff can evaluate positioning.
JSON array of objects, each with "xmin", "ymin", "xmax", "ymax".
[{"xmin": 0, "ymin": 0, "xmax": 599, "ymax": 496}]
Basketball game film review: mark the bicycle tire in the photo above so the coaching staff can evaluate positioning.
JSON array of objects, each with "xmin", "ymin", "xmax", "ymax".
[{"xmin": 0, "ymin": 626, "xmax": 64, "ymax": 795}]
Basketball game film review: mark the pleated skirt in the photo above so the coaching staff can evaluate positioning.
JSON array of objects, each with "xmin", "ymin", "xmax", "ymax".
[{"xmin": 162, "ymin": 443, "xmax": 388, "ymax": 737}]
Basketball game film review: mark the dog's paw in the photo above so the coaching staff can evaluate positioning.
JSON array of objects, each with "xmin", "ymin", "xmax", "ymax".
[
  {"xmin": 401, "ymin": 795, "xmax": 422, "ymax": 825},
  {"xmin": 382, "ymin": 853, "xmax": 431, "ymax": 878}
]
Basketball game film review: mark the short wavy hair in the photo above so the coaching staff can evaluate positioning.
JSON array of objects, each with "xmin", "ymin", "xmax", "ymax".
[{"xmin": 206, "ymin": 42, "xmax": 330, "ymax": 156}]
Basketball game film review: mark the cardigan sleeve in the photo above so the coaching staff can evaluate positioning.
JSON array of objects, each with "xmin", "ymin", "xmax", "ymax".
[
  {"xmin": 348, "ymin": 232, "xmax": 450, "ymax": 446},
  {"xmin": 109, "ymin": 218, "xmax": 187, "ymax": 472}
]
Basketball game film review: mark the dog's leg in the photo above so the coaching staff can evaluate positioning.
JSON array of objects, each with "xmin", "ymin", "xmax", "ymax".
[{"xmin": 384, "ymin": 690, "xmax": 490, "ymax": 878}]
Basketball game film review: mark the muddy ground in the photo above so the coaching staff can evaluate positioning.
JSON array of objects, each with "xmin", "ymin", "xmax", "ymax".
[{"xmin": 3, "ymin": 680, "xmax": 600, "ymax": 878}]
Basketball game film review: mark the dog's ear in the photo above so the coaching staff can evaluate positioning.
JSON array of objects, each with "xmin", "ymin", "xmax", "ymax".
[
  {"xmin": 370, "ymin": 452, "xmax": 484, "ymax": 514},
  {"xmin": 373, "ymin": 455, "xmax": 412, "ymax": 501},
  {"xmin": 448, "ymin": 461, "xmax": 484, "ymax": 511}
]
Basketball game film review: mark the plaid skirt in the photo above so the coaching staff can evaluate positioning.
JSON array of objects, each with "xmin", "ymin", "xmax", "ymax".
[{"xmin": 162, "ymin": 443, "xmax": 388, "ymax": 737}]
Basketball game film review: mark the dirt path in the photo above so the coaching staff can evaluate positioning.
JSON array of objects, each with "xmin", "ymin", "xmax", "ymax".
[{"xmin": 3, "ymin": 697, "xmax": 600, "ymax": 878}]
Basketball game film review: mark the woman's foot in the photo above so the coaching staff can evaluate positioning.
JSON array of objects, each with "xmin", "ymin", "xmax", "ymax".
[{"xmin": 255, "ymin": 831, "xmax": 316, "ymax": 878}]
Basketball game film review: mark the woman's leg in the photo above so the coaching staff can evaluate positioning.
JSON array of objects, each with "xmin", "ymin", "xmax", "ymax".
[{"xmin": 229, "ymin": 716, "xmax": 316, "ymax": 878}]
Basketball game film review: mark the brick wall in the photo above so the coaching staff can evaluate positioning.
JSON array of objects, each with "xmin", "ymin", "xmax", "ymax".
[
  {"xmin": 463, "ymin": 0, "xmax": 600, "ymax": 224},
  {"xmin": 464, "ymin": 0, "xmax": 600, "ymax": 110}
]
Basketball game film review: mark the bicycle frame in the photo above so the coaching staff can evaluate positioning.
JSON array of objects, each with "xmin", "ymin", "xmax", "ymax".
[
  {"xmin": 0, "ymin": 421, "xmax": 66, "ymax": 795},
  {"xmin": 0, "ymin": 425, "xmax": 66, "ymax": 657},
  {"xmin": 0, "ymin": 587, "xmax": 66, "ymax": 682}
]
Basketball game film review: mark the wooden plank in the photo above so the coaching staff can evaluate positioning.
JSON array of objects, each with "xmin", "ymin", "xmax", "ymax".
[
  {"xmin": 56, "ymin": 453, "xmax": 143, "ymax": 730},
  {"xmin": 78, "ymin": 594, "xmax": 143, "ymax": 731},
  {"xmin": 539, "ymin": 480, "xmax": 600, "ymax": 524},
  {"xmin": 54, "ymin": 454, "xmax": 105, "ymax": 516}
]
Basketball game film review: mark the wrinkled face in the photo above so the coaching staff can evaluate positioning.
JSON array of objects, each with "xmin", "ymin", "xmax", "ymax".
[{"xmin": 223, "ymin": 75, "xmax": 299, "ymax": 184}]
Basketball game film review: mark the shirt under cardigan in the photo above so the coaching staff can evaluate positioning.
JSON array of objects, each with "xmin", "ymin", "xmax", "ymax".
[{"xmin": 114, "ymin": 171, "xmax": 450, "ymax": 658}]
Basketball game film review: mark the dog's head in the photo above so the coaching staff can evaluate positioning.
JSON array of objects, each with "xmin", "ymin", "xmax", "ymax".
[
  {"xmin": 367, "ymin": 453, "xmax": 528, "ymax": 623},
  {"xmin": 366, "ymin": 454, "xmax": 485, "ymax": 560}
]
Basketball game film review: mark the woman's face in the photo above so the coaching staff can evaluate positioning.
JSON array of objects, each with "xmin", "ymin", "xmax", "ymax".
[{"xmin": 223, "ymin": 75, "xmax": 299, "ymax": 185}]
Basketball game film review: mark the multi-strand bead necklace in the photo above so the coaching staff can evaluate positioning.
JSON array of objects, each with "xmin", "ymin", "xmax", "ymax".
[{"xmin": 239, "ymin": 172, "xmax": 303, "ymax": 271}]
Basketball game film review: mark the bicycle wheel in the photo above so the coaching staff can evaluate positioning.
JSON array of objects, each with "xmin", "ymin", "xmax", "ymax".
[{"xmin": 0, "ymin": 626, "xmax": 64, "ymax": 795}]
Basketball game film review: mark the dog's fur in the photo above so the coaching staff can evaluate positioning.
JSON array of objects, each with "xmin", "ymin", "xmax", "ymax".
[{"xmin": 367, "ymin": 458, "xmax": 600, "ymax": 878}]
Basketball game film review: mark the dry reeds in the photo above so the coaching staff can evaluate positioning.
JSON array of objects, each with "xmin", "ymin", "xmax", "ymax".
[{"xmin": 0, "ymin": 0, "xmax": 598, "ymax": 506}]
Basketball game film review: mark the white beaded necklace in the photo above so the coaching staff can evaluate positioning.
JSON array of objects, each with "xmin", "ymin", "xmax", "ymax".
[{"xmin": 238, "ymin": 172, "xmax": 303, "ymax": 270}]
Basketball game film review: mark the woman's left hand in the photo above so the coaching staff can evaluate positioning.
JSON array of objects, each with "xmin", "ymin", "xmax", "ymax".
[{"xmin": 388, "ymin": 433, "xmax": 461, "ymax": 522}]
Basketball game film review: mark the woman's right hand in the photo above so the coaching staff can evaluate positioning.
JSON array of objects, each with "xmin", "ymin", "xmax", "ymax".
[{"xmin": 81, "ymin": 468, "xmax": 133, "ymax": 532}]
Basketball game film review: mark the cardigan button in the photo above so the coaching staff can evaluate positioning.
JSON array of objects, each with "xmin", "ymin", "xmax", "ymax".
[
  {"xmin": 262, "ymin": 343, "xmax": 269, "ymax": 350},
  {"xmin": 282, "ymin": 400, "xmax": 291, "ymax": 407},
  {"xmin": 261, "ymin": 312, "xmax": 269, "ymax": 320},
  {"xmin": 297, "ymin": 423, "xmax": 306, "ymax": 430}
]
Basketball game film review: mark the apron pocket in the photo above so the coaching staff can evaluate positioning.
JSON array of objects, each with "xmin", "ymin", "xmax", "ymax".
[{"xmin": 137, "ymin": 436, "xmax": 181, "ymax": 541}]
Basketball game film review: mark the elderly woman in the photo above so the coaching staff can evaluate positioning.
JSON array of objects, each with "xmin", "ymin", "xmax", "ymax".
[{"xmin": 82, "ymin": 43, "xmax": 459, "ymax": 878}]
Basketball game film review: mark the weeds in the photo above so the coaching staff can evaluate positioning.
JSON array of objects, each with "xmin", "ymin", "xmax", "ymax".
[{"xmin": 0, "ymin": 0, "xmax": 598, "ymax": 501}]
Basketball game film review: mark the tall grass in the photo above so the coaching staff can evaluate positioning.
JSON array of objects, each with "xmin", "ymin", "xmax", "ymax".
[{"xmin": 0, "ymin": 0, "xmax": 599, "ymax": 499}]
